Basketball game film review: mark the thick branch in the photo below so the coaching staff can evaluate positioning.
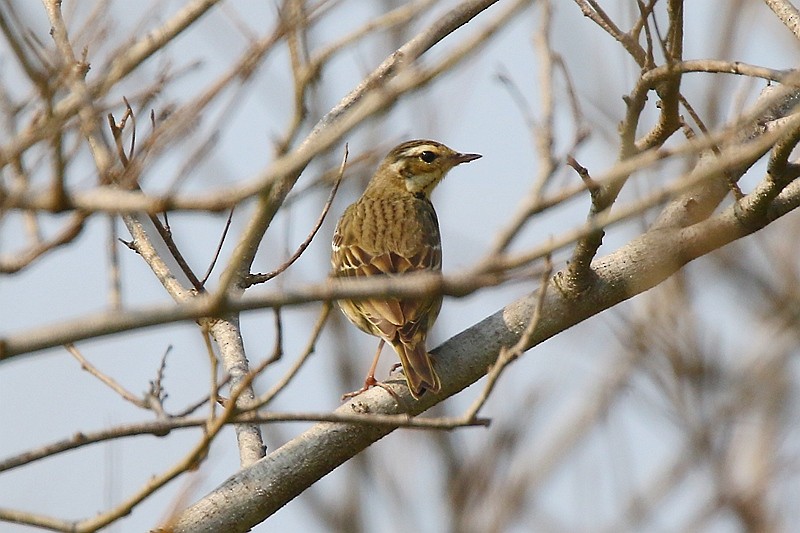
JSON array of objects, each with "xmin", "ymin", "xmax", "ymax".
[{"xmin": 164, "ymin": 175, "xmax": 800, "ymax": 532}]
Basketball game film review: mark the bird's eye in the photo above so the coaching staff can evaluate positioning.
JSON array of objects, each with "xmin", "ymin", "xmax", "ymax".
[{"xmin": 419, "ymin": 151, "xmax": 438, "ymax": 163}]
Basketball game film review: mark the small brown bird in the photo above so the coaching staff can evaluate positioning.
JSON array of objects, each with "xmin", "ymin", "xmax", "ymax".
[{"xmin": 331, "ymin": 139, "xmax": 481, "ymax": 399}]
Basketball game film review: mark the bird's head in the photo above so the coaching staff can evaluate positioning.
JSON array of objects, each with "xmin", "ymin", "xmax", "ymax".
[{"xmin": 369, "ymin": 139, "xmax": 481, "ymax": 198}]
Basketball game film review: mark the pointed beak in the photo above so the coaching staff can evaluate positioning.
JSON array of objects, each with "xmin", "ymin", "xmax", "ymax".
[{"xmin": 453, "ymin": 152, "xmax": 482, "ymax": 165}]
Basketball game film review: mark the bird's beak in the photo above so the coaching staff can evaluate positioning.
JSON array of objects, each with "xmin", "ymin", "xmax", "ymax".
[{"xmin": 453, "ymin": 152, "xmax": 482, "ymax": 165}]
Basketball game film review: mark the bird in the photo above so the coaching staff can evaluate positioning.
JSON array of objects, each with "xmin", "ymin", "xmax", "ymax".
[{"xmin": 331, "ymin": 139, "xmax": 481, "ymax": 399}]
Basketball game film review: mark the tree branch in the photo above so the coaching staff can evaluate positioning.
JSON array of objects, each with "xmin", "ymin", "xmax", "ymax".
[{"xmin": 165, "ymin": 169, "xmax": 800, "ymax": 531}]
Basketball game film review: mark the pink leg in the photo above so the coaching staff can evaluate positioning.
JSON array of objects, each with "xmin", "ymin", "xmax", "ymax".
[{"xmin": 342, "ymin": 339, "xmax": 385, "ymax": 400}]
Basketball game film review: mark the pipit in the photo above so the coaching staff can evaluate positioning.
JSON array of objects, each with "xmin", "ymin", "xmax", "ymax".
[{"xmin": 331, "ymin": 139, "xmax": 481, "ymax": 399}]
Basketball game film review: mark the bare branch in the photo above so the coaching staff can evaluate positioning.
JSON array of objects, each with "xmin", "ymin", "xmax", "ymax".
[{"xmin": 244, "ymin": 144, "xmax": 347, "ymax": 287}]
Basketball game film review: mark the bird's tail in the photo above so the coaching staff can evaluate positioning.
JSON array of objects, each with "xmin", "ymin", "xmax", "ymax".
[{"xmin": 393, "ymin": 340, "xmax": 441, "ymax": 398}]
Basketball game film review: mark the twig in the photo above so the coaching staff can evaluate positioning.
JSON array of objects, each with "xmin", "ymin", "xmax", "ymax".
[
  {"xmin": 0, "ymin": 404, "xmax": 489, "ymax": 476},
  {"xmin": 200, "ymin": 206, "xmax": 235, "ymax": 287},
  {"xmin": 0, "ymin": 213, "xmax": 87, "ymax": 273},
  {"xmin": 253, "ymin": 303, "xmax": 331, "ymax": 408},
  {"xmin": 107, "ymin": 99, "xmax": 134, "ymax": 167},
  {"xmin": 462, "ymin": 255, "xmax": 553, "ymax": 420},
  {"xmin": 144, "ymin": 213, "xmax": 205, "ymax": 292},
  {"xmin": 200, "ymin": 327, "xmax": 219, "ymax": 422},
  {"xmin": 267, "ymin": 307, "xmax": 284, "ymax": 364},
  {"xmin": 146, "ymin": 346, "xmax": 171, "ymax": 418},
  {"xmin": 572, "ymin": 0, "xmax": 647, "ymax": 66},
  {"xmin": 171, "ymin": 372, "xmax": 232, "ymax": 419},
  {"xmin": 107, "ymin": 215, "xmax": 123, "ymax": 309},
  {"xmin": 678, "ymin": 93, "xmax": 744, "ymax": 200},
  {"xmin": 108, "ymin": 102, "xmax": 206, "ymax": 293},
  {"xmin": 566, "ymin": 155, "xmax": 599, "ymax": 199},
  {"xmin": 66, "ymin": 343, "xmax": 150, "ymax": 408},
  {"xmin": 244, "ymin": 143, "xmax": 348, "ymax": 287},
  {"xmin": 277, "ymin": 0, "xmax": 312, "ymax": 154},
  {"xmin": 106, "ymin": 104, "xmax": 136, "ymax": 166}
]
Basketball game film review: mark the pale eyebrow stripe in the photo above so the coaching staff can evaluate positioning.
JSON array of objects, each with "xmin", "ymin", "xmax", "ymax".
[{"xmin": 401, "ymin": 144, "xmax": 439, "ymax": 157}]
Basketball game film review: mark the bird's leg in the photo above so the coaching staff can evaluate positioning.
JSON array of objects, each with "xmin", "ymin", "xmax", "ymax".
[{"xmin": 341, "ymin": 339, "xmax": 385, "ymax": 400}]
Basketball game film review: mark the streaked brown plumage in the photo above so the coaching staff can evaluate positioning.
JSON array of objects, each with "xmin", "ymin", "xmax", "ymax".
[{"xmin": 332, "ymin": 140, "xmax": 481, "ymax": 399}]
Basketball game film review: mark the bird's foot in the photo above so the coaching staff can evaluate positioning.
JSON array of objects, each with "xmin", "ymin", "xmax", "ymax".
[
  {"xmin": 341, "ymin": 375, "xmax": 379, "ymax": 401},
  {"xmin": 341, "ymin": 376, "xmax": 402, "ymax": 404}
]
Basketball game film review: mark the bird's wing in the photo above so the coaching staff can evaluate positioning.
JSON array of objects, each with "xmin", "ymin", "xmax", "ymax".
[
  {"xmin": 331, "ymin": 198, "xmax": 442, "ymax": 336},
  {"xmin": 332, "ymin": 248, "xmax": 441, "ymax": 332}
]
